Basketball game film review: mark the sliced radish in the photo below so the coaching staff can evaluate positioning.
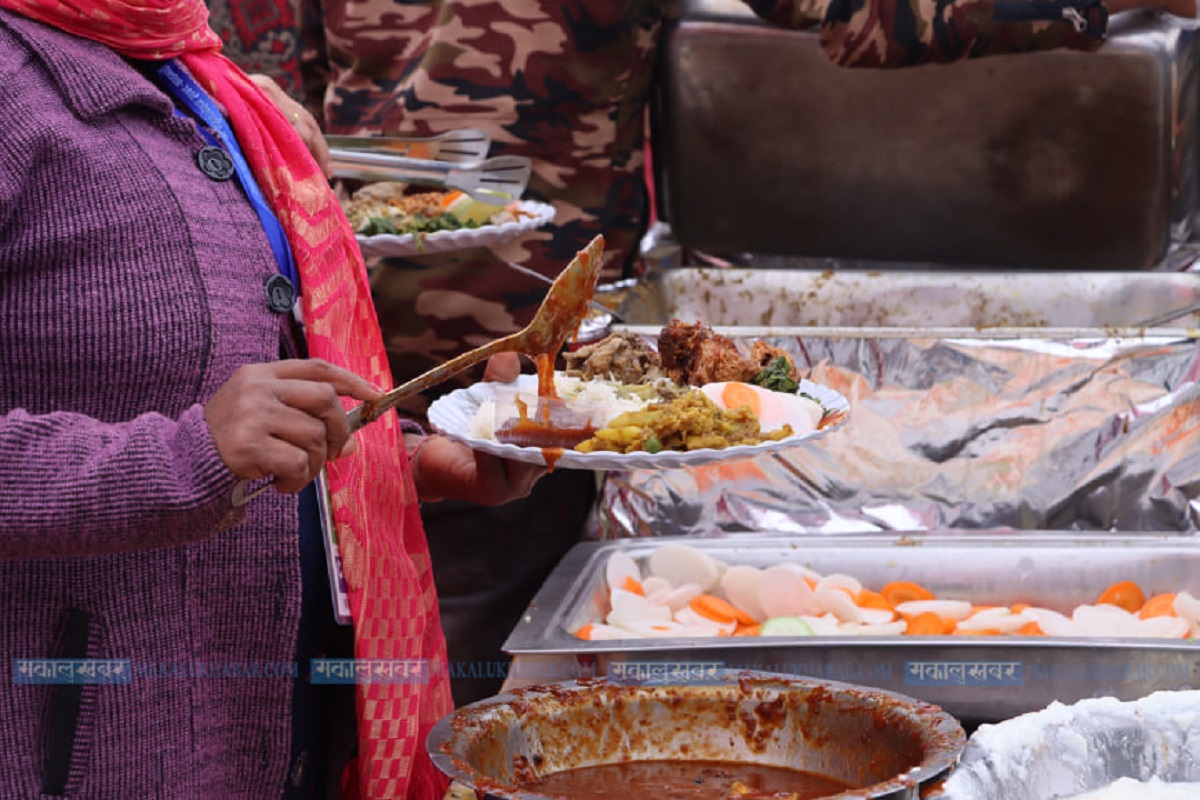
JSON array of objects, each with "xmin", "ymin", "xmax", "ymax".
[
  {"xmin": 605, "ymin": 552, "xmax": 642, "ymax": 593},
  {"xmin": 1174, "ymin": 590, "xmax": 1200, "ymax": 624},
  {"xmin": 1022, "ymin": 607, "xmax": 1079, "ymax": 637},
  {"xmin": 1073, "ymin": 604, "xmax": 1141, "ymax": 636},
  {"xmin": 955, "ymin": 607, "xmax": 1029, "ymax": 634},
  {"xmin": 895, "ymin": 600, "xmax": 973, "ymax": 621},
  {"xmin": 776, "ymin": 562, "xmax": 824, "ymax": 583},
  {"xmin": 621, "ymin": 619, "xmax": 690, "ymax": 638},
  {"xmin": 655, "ymin": 582, "xmax": 703, "ymax": 613},
  {"xmin": 759, "ymin": 565, "xmax": 822, "ymax": 618},
  {"xmin": 641, "ymin": 576, "xmax": 672, "ymax": 595},
  {"xmin": 853, "ymin": 620, "xmax": 909, "ymax": 636},
  {"xmin": 648, "ymin": 543, "xmax": 721, "ymax": 592},
  {"xmin": 815, "ymin": 586, "xmax": 863, "ymax": 624},
  {"xmin": 583, "ymin": 623, "xmax": 634, "ymax": 641},
  {"xmin": 1136, "ymin": 615, "xmax": 1191, "ymax": 638},
  {"xmin": 816, "ymin": 573, "xmax": 863, "ymax": 596},
  {"xmin": 859, "ymin": 607, "xmax": 897, "ymax": 626},
  {"xmin": 720, "ymin": 565, "xmax": 767, "ymax": 622},
  {"xmin": 674, "ymin": 605, "xmax": 736, "ymax": 636},
  {"xmin": 607, "ymin": 588, "xmax": 671, "ymax": 628}
]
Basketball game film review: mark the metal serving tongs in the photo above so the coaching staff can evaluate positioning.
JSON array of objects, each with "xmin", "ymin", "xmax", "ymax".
[
  {"xmin": 329, "ymin": 148, "xmax": 532, "ymax": 204},
  {"xmin": 325, "ymin": 128, "xmax": 491, "ymax": 164},
  {"xmin": 230, "ymin": 234, "xmax": 606, "ymax": 507},
  {"xmin": 1131, "ymin": 300, "xmax": 1200, "ymax": 329}
]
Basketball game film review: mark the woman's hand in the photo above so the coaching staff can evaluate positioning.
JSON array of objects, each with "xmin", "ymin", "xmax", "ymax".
[
  {"xmin": 205, "ymin": 359, "xmax": 382, "ymax": 494},
  {"xmin": 409, "ymin": 352, "xmax": 547, "ymax": 504},
  {"xmin": 247, "ymin": 74, "xmax": 333, "ymax": 179}
]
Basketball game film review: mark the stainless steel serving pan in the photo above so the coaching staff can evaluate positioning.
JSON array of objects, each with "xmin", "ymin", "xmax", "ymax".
[
  {"xmin": 505, "ymin": 532, "xmax": 1200, "ymax": 723},
  {"xmin": 612, "ymin": 267, "xmax": 1200, "ymax": 332},
  {"xmin": 590, "ymin": 267, "xmax": 1200, "ymax": 536},
  {"xmin": 653, "ymin": 1, "xmax": 1200, "ymax": 269}
]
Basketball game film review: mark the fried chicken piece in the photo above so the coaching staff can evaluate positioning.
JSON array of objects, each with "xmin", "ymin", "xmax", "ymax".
[{"xmin": 657, "ymin": 319, "xmax": 757, "ymax": 386}]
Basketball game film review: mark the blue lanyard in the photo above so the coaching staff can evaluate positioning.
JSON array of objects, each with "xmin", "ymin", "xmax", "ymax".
[{"xmin": 153, "ymin": 60, "xmax": 300, "ymax": 291}]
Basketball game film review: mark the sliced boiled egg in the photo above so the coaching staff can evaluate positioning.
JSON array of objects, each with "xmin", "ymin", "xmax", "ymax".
[{"xmin": 699, "ymin": 381, "xmax": 822, "ymax": 435}]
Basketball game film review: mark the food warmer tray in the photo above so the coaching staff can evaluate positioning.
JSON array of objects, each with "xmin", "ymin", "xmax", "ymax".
[{"xmin": 504, "ymin": 532, "xmax": 1200, "ymax": 724}]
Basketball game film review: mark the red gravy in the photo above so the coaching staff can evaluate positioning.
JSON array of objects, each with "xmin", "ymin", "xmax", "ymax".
[
  {"xmin": 518, "ymin": 759, "xmax": 852, "ymax": 800},
  {"xmin": 494, "ymin": 357, "xmax": 598, "ymax": 470}
]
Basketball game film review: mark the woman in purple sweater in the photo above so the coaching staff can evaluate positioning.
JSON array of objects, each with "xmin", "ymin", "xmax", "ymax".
[{"xmin": 0, "ymin": 1, "xmax": 543, "ymax": 798}]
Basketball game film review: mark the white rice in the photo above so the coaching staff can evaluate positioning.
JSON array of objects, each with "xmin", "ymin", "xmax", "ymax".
[{"xmin": 468, "ymin": 375, "xmax": 654, "ymax": 442}]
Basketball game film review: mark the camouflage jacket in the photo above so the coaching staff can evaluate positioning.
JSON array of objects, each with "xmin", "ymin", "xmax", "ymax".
[{"xmin": 208, "ymin": 0, "xmax": 1106, "ymax": 416}]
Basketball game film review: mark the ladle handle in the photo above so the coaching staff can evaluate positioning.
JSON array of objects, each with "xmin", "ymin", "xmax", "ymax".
[
  {"xmin": 347, "ymin": 332, "xmax": 522, "ymax": 431},
  {"xmin": 230, "ymin": 331, "xmax": 523, "ymax": 507}
]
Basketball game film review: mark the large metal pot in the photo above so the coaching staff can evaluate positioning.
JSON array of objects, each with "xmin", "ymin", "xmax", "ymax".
[{"xmin": 426, "ymin": 670, "xmax": 966, "ymax": 799}]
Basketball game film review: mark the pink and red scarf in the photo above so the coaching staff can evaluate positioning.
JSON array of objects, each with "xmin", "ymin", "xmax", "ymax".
[{"xmin": 0, "ymin": 1, "xmax": 454, "ymax": 797}]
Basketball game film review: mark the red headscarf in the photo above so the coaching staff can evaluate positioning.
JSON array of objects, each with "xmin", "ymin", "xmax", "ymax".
[{"xmin": 0, "ymin": 1, "xmax": 454, "ymax": 797}]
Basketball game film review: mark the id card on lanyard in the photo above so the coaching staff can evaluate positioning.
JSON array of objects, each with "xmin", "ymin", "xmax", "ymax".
[{"xmin": 154, "ymin": 60, "xmax": 351, "ymax": 625}]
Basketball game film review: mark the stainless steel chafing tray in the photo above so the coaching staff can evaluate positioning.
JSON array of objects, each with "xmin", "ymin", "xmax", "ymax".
[
  {"xmin": 590, "ymin": 267, "xmax": 1200, "ymax": 536},
  {"xmin": 652, "ymin": 1, "xmax": 1200, "ymax": 269},
  {"xmin": 504, "ymin": 533, "xmax": 1200, "ymax": 724},
  {"xmin": 612, "ymin": 266, "xmax": 1200, "ymax": 331}
]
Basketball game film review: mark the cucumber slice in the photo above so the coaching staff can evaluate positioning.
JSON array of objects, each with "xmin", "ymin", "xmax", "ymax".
[{"xmin": 759, "ymin": 616, "xmax": 815, "ymax": 637}]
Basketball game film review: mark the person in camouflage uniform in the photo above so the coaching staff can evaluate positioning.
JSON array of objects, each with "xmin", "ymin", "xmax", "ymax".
[
  {"xmin": 206, "ymin": 0, "xmax": 1194, "ymax": 414},
  {"xmin": 207, "ymin": 0, "xmax": 1191, "ymax": 723}
]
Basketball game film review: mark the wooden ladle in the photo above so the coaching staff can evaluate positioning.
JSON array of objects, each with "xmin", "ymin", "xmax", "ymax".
[{"xmin": 232, "ymin": 234, "xmax": 606, "ymax": 506}]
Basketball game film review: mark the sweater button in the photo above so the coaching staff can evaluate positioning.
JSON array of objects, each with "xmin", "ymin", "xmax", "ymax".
[
  {"xmin": 196, "ymin": 146, "xmax": 235, "ymax": 181},
  {"xmin": 265, "ymin": 274, "xmax": 297, "ymax": 314}
]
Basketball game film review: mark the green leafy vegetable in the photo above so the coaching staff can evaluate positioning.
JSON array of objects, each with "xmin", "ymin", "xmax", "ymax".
[{"xmin": 751, "ymin": 356, "xmax": 799, "ymax": 394}]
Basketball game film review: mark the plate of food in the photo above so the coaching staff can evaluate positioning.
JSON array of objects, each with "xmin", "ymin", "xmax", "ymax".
[
  {"xmin": 341, "ymin": 184, "xmax": 556, "ymax": 259},
  {"xmin": 426, "ymin": 322, "xmax": 850, "ymax": 471}
]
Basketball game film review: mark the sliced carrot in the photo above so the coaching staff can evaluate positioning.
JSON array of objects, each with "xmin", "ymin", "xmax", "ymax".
[
  {"xmin": 1016, "ymin": 621, "xmax": 1044, "ymax": 636},
  {"xmin": 882, "ymin": 581, "xmax": 936, "ymax": 607},
  {"xmin": 734, "ymin": 623, "xmax": 761, "ymax": 637},
  {"xmin": 1010, "ymin": 603, "xmax": 1031, "ymax": 614},
  {"xmin": 622, "ymin": 576, "xmax": 645, "ymax": 596},
  {"xmin": 956, "ymin": 627, "xmax": 1004, "ymax": 636},
  {"xmin": 689, "ymin": 594, "xmax": 758, "ymax": 626},
  {"xmin": 803, "ymin": 576, "xmax": 818, "ymax": 590},
  {"xmin": 905, "ymin": 611, "xmax": 953, "ymax": 635},
  {"xmin": 856, "ymin": 589, "xmax": 893, "ymax": 611},
  {"xmin": 1139, "ymin": 592, "xmax": 1178, "ymax": 619},
  {"xmin": 574, "ymin": 624, "xmax": 594, "ymax": 640},
  {"xmin": 1095, "ymin": 580, "xmax": 1146, "ymax": 614},
  {"xmin": 438, "ymin": 190, "xmax": 465, "ymax": 209}
]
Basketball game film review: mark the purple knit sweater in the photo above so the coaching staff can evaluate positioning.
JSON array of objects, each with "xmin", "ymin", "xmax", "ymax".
[{"xmin": 0, "ymin": 10, "xmax": 304, "ymax": 798}]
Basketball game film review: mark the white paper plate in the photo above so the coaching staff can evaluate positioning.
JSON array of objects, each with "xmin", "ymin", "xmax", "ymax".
[
  {"xmin": 355, "ymin": 200, "xmax": 556, "ymax": 259},
  {"xmin": 427, "ymin": 374, "xmax": 850, "ymax": 471}
]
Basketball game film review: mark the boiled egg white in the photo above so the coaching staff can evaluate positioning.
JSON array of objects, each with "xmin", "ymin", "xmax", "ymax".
[{"xmin": 699, "ymin": 381, "xmax": 823, "ymax": 435}]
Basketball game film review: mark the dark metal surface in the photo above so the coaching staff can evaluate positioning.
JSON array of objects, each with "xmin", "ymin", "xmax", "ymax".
[{"xmin": 653, "ymin": 3, "xmax": 1200, "ymax": 269}]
